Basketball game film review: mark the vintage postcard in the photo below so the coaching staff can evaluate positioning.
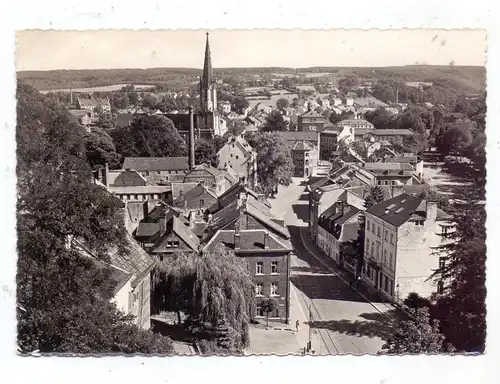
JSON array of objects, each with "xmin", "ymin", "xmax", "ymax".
[{"xmin": 15, "ymin": 29, "xmax": 486, "ymax": 356}]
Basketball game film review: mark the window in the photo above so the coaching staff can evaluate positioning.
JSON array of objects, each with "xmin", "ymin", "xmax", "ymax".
[
  {"xmin": 157, "ymin": 171, "xmax": 161, "ymax": 175},
  {"xmin": 256, "ymin": 262, "xmax": 263, "ymax": 275},
  {"xmin": 172, "ymin": 241, "xmax": 179, "ymax": 248},
  {"xmin": 366, "ymin": 220, "xmax": 370, "ymax": 231},
  {"xmin": 437, "ymin": 280, "xmax": 444, "ymax": 294},
  {"xmin": 145, "ymin": 171, "xmax": 150, "ymax": 176},
  {"xmin": 371, "ymin": 242, "xmax": 374, "ymax": 256},
  {"xmin": 384, "ymin": 249, "xmax": 387, "ymax": 264},
  {"xmin": 271, "ymin": 261, "xmax": 279, "ymax": 274},
  {"xmin": 271, "ymin": 283, "xmax": 278, "ymax": 296},
  {"xmin": 390, "ymin": 233, "xmax": 394, "ymax": 244},
  {"xmin": 366, "ymin": 238, "xmax": 370, "ymax": 251},
  {"xmin": 236, "ymin": 155, "xmax": 239, "ymax": 160},
  {"xmin": 255, "ymin": 283, "xmax": 263, "ymax": 296},
  {"xmin": 389, "ymin": 253, "xmax": 393, "ymax": 269},
  {"xmin": 441, "ymin": 226, "xmax": 449, "ymax": 235},
  {"xmin": 415, "ymin": 220, "xmax": 424, "ymax": 226},
  {"xmin": 200, "ymin": 199, "xmax": 205, "ymax": 207},
  {"xmin": 384, "ymin": 230, "xmax": 388, "ymax": 241},
  {"xmin": 377, "ymin": 226, "xmax": 381, "ymax": 237},
  {"xmin": 439, "ymin": 257, "xmax": 447, "ymax": 269},
  {"xmin": 305, "ymin": 152, "xmax": 309, "ymax": 157},
  {"xmin": 384, "ymin": 275, "xmax": 389, "ymax": 292},
  {"xmin": 230, "ymin": 153, "xmax": 233, "ymax": 157},
  {"xmin": 166, "ymin": 241, "xmax": 172, "ymax": 248},
  {"xmin": 389, "ymin": 280, "xmax": 393, "ymax": 295}
]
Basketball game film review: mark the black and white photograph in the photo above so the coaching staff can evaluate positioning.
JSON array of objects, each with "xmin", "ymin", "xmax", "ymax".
[{"xmin": 14, "ymin": 29, "xmax": 487, "ymax": 356}]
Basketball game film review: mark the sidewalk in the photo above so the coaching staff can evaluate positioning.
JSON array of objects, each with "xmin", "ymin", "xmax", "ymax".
[{"xmin": 245, "ymin": 284, "xmax": 320, "ymax": 355}]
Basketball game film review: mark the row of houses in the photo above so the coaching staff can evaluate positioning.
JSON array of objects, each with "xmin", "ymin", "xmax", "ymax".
[{"xmin": 308, "ymin": 159, "xmax": 452, "ymax": 303}]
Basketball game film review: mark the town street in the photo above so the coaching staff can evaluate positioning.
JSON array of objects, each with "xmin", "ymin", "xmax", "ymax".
[{"xmin": 270, "ymin": 179, "xmax": 401, "ymax": 355}]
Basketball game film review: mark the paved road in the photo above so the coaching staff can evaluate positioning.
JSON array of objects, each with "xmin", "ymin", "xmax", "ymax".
[{"xmin": 270, "ymin": 180, "xmax": 401, "ymax": 355}]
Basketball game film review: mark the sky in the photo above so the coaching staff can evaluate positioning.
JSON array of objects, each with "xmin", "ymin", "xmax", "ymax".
[{"xmin": 16, "ymin": 29, "xmax": 486, "ymax": 71}]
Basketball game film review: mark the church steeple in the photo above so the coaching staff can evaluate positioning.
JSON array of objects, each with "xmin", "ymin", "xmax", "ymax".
[
  {"xmin": 200, "ymin": 32, "xmax": 217, "ymax": 114},
  {"xmin": 202, "ymin": 32, "xmax": 213, "ymax": 90}
]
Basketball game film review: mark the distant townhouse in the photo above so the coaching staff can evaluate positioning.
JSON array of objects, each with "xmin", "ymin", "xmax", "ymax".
[
  {"xmin": 364, "ymin": 129, "xmax": 414, "ymax": 146},
  {"xmin": 183, "ymin": 163, "xmax": 237, "ymax": 196},
  {"xmin": 171, "ymin": 183, "xmax": 218, "ymax": 215},
  {"xmin": 219, "ymin": 100, "xmax": 232, "ymax": 114},
  {"xmin": 122, "ymin": 157, "xmax": 190, "ymax": 184},
  {"xmin": 362, "ymin": 162, "xmax": 418, "ymax": 186},
  {"xmin": 297, "ymin": 110, "xmax": 326, "ymax": 132},
  {"xmin": 383, "ymin": 154, "xmax": 424, "ymax": 180},
  {"xmin": 342, "ymin": 97, "xmax": 354, "ymax": 106},
  {"xmin": 332, "ymin": 98, "xmax": 342, "ymax": 106},
  {"xmin": 336, "ymin": 118, "xmax": 374, "ymax": 131},
  {"xmin": 71, "ymin": 233, "xmax": 154, "ymax": 330},
  {"xmin": 68, "ymin": 109, "xmax": 93, "ymax": 131},
  {"xmin": 363, "ymin": 193, "xmax": 452, "ymax": 302},
  {"xmin": 94, "ymin": 165, "xmax": 172, "ymax": 202},
  {"xmin": 291, "ymin": 140, "xmax": 318, "ymax": 178},
  {"xmin": 317, "ymin": 202, "xmax": 362, "ymax": 274},
  {"xmin": 217, "ymin": 135, "xmax": 258, "ymax": 187},
  {"xmin": 77, "ymin": 97, "xmax": 111, "ymax": 113}
]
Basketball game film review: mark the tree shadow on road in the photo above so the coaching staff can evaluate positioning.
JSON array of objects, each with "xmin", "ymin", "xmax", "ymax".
[{"xmin": 308, "ymin": 309, "xmax": 402, "ymax": 341}]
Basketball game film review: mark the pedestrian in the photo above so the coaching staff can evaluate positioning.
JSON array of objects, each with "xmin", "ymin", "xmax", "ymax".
[
  {"xmin": 295, "ymin": 320, "xmax": 300, "ymax": 332},
  {"xmin": 354, "ymin": 275, "xmax": 362, "ymax": 290}
]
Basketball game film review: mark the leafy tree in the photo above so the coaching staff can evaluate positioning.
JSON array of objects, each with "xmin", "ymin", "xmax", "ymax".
[
  {"xmin": 260, "ymin": 297, "xmax": 278, "ymax": 328},
  {"xmin": 226, "ymin": 119, "xmax": 246, "ymax": 136},
  {"xmin": 364, "ymin": 186, "xmax": 385, "ymax": 208},
  {"xmin": 364, "ymin": 107, "xmax": 394, "ymax": 130},
  {"xmin": 245, "ymin": 132, "xmax": 294, "ymax": 195},
  {"xmin": 84, "ymin": 128, "xmax": 121, "ymax": 170},
  {"xmin": 141, "ymin": 93, "xmax": 159, "ymax": 110},
  {"xmin": 111, "ymin": 115, "xmax": 187, "ymax": 159},
  {"xmin": 16, "ymin": 83, "xmax": 173, "ymax": 354},
  {"xmin": 195, "ymin": 139, "xmax": 218, "ymax": 167},
  {"xmin": 381, "ymin": 307, "xmax": 453, "ymax": 354},
  {"xmin": 152, "ymin": 247, "xmax": 253, "ymax": 352},
  {"xmin": 431, "ymin": 197, "xmax": 486, "ymax": 352},
  {"xmin": 403, "ymin": 292, "xmax": 432, "ymax": 310},
  {"xmin": 261, "ymin": 110, "xmax": 289, "ymax": 132},
  {"xmin": 276, "ymin": 97, "xmax": 290, "ymax": 109},
  {"xmin": 329, "ymin": 110, "xmax": 355, "ymax": 125},
  {"xmin": 232, "ymin": 95, "xmax": 249, "ymax": 114},
  {"xmin": 436, "ymin": 123, "xmax": 473, "ymax": 156}
]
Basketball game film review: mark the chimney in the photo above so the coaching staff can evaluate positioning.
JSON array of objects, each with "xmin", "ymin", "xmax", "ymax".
[
  {"xmin": 188, "ymin": 106, "xmax": 195, "ymax": 171},
  {"xmin": 264, "ymin": 232, "xmax": 270, "ymax": 249},
  {"xmin": 426, "ymin": 201, "xmax": 438, "ymax": 223},
  {"xmin": 234, "ymin": 231, "xmax": 241, "ymax": 249},
  {"xmin": 237, "ymin": 192, "xmax": 247, "ymax": 209},
  {"xmin": 189, "ymin": 211, "xmax": 195, "ymax": 228}
]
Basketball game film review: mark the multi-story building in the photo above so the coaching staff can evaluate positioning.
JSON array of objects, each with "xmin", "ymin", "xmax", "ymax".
[
  {"xmin": 77, "ymin": 97, "xmax": 111, "ymax": 113},
  {"xmin": 291, "ymin": 140, "xmax": 318, "ymax": 178},
  {"xmin": 362, "ymin": 162, "xmax": 418, "ymax": 186},
  {"xmin": 316, "ymin": 199, "xmax": 364, "ymax": 274},
  {"xmin": 364, "ymin": 129, "xmax": 413, "ymax": 145},
  {"xmin": 217, "ymin": 135, "xmax": 258, "ymax": 187},
  {"xmin": 363, "ymin": 193, "xmax": 452, "ymax": 302},
  {"xmin": 298, "ymin": 110, "xmax": 325, "ymax": 132},
  {"xmin": 204, "ymin": 229, "xmax": 292, "ymax": 322},
  {"xmin": 336, "ymin": 118, "xmax": 374, "ymax": 131}
]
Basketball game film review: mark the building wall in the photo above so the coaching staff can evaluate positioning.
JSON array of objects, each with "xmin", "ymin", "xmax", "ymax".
[
  {"xmin": 113, "ymin": 277, "xmax": 134, "ymax": 316},
  {"xmin": 292, "ymin": 149, "xmax": 317, "ymax": 178},
  {"xmin": 375, "ymin": 175, "xmax": 413, "ymax": 186},
  {"xmin": 130, "ymin": 273, "xmax": 151, "ymax": 330},
  {"xmin": 116, "ymin": 192, "xmax": 169, "ymax": 202},
  {"xmin": 245, "ymin": 252, "xmax": 290, "ymax": 322},
  {"xmin": 364, "ymin": 210, "xmax": 451, "ymax": 302},
  {"xmin": 394, "ymin": 218, "xmax": 449, "ymax": 301},
  {"xmin": 363, "ymin": 214, "xmax": 398, "ymax": 299},
  {"xmin": 317, "ymin": 226, "xmax": 340, "ymax": 263},
  {"xmin": 218, "ymin": 141, "xmax": 256, "ymax": 182}
]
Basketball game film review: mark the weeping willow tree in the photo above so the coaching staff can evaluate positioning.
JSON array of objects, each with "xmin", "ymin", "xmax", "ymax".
[{"xmin": 152, "ymin": 245, "xmax": 254, "ymax": 352}]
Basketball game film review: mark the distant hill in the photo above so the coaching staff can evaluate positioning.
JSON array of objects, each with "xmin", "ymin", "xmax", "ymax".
[{"xmin": 17, "ymin": 65, "xmax": 485, "ymax": 93}]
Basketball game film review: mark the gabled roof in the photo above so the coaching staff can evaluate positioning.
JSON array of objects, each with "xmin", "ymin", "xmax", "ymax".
[
  {"xmin": 173, "ymin": 183, "xmax": 217, "ymax": 207},
  {"xmin": 108, "ymin": 169, "xmax": 148, "ymax": 187},
  {"xmin": 216, "ymin": 182, "xmax": 268, "ymax": 210},
  {"xmin": 292, "ymin": 140, "xmax": 314, "ymax": 151},
  {"xmin": 299, "ymin": 110, "xmax": 324, "ymax": 119},
  {"xmin": 136, "ymin": 222, "xmax": 161, "ymax": 238},
  {"xmin": 204, "ymin": 229, "xmax": 291, "ymax": 253},
  {"xmin": 369, "ymin": 129, "xmax": 413, "ymax": 136},
  {"xmin": 278, "ymin": 131, "xmax": 318, "ymax": 143},
  {"xmin": 122, "ymin": 157, "xmax": 189, "ymax": 172},
  {"xmin": 171, "ymin": 182, "xmax": 199, "ymax": 201},
  {"xmin": 172, "ymin": 216, "xmax": 200, "ymax": 251},
  {"xmin": 147, "ymin": 202, "xmax": 178, "ymax": 222},
  {"xmin": 78, "ymin": 97, "xmax": 110, "ymax": 107}
]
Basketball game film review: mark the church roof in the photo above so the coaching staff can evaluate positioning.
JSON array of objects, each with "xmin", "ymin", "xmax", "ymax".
[{"xmin": 202, "ymin": 32, "xmax": 213, "ymax": 88}]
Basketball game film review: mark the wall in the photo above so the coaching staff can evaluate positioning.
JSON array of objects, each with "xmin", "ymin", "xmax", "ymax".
[
  {"xmin": 245, "ymin": 252, "xmax": 290, "ymax": 322},
  {"xmin": 113, "ymin": 277, "xmax": 134, "ymax": 316},
  {"xmin": 130, "ymin": 273, "xmax": 152, "ymax": 330},
  {"xmin": 317, "ymin": 226, "xmax": 340, "ymax": 263},
  {"xmin": 394, "ymin": 218, "xmax": 449, "ymax": 301}
]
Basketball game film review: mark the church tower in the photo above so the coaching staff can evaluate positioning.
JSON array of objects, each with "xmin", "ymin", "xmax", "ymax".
[{"xmin": 200, "ymin": 32, "xmax": 217, "ymax": 113}]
